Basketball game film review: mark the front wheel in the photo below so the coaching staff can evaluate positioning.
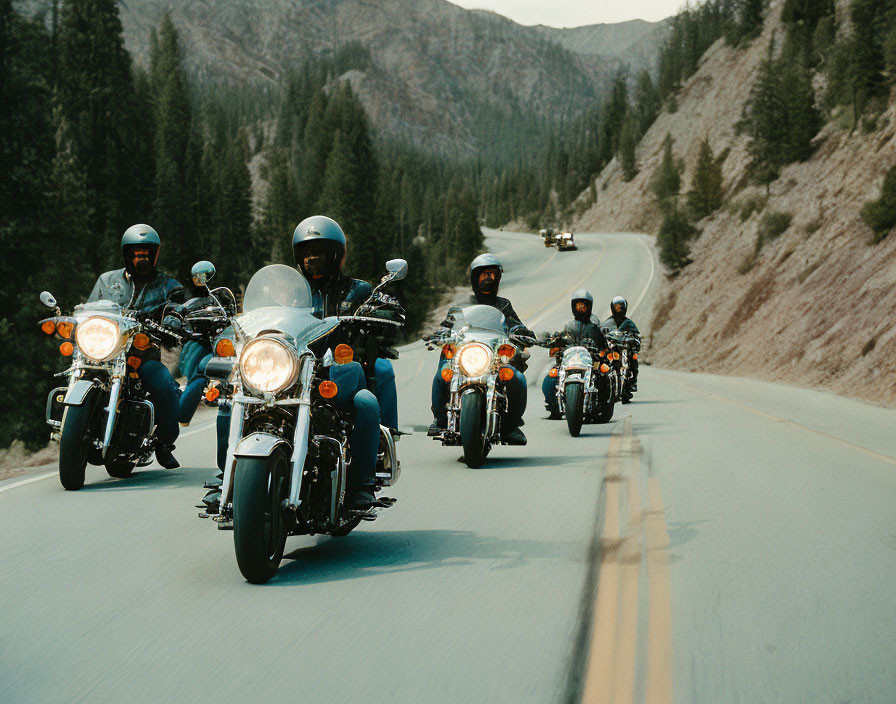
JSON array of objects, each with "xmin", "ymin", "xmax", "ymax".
[
  {"xmin": 58, "ymin": 394, "xmax": 98, "ymax": 491},
  {"xmin": 565, "ymin": 382, "xmax": 584, "ymax": 437},
  {"xmin": 233, "ymin": 449, "xmax": 289, "ymax": 584},
  {"xmin": 460, "ymin": 391, "xmax": 486, "ymax": 469}
]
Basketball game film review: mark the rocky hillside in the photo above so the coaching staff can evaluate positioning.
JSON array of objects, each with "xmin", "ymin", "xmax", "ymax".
[
  {"xmin": 573, "ymin": 0, "xmax": 896, "ymax": 405},
  {"xmin": 20, "ymin": 0, "xmax": 666, "ymax": 155}
]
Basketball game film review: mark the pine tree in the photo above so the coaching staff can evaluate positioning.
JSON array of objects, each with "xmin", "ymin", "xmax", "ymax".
[
  {"xmin": 619, "ymin": 119, "xmax": 638, "ymax": 182},
  {"xmin": 657, "ymin": 201, "xmax": 697, "ymax": 272},
  {"xmin": 861, "ymin": 166, "xmax": 896, "ymax": 242},
  {"xmin": 687, "ymin": 138, "xmax": 724, "ymax": 219},
  {"xmin": 633, "ymin": 69, "xmax": 661, "ymax": 136},
  {"xmin": 651, "ymin": 134, "xmax": 682, "ymax": 201}
]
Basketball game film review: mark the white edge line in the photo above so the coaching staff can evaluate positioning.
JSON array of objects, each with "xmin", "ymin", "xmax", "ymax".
[
  {"xmin": 0, "ymin": 420, "xmax": 216, "ymax": 495},
  {"xmin": 628, "ymin": 235, "xmax": 656, "ymax": 319}
]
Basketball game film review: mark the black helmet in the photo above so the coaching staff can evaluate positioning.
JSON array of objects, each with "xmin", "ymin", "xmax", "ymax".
[
  {"xmin": 121, "ymin": 224, "xmax": 160, "ymax": 277},
  {"xmin": 469, "ymin": 253, "xmax": 503, "ymax": 297},
  {"xmin": 611, "ymin": 295, "xmax": 628, "ymax": 318},
  {"xmin": 292, "ymin": 215, "xmax": 347, "ymax": 282},
  {"xmin": 571, "ymin": 289, "xmax": 593, "ymax": 321}
]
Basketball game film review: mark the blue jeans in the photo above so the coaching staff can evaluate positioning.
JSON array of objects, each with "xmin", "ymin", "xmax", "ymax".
[
  {"xmin": 431, "ymin": 360, "xmax": 527, "ymax": 430},
  {"xmin": 373, "ymin": 358, "xmax": 398, "ymax": 429},
  {"xmin": 542, "ymin": 374, "xmax": 559, "ymax": 412},
  {"xmin": 331, "ymin": 361, "xmax": 381, "ymax": 490},
  {"xmin": 179, "ymin": 350, "xmax": 212, "ymax": 425},
  {"xmin": 138, "ymin": 360, "xmax": 180, "ymax": 446}
]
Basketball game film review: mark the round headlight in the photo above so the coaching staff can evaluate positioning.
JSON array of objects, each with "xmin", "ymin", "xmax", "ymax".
[
  {"xmin": 239, "ymin": 337, "xmax": 298, "ymax": 394},
  {"xmin": 457, "ymin": 342, "xmax": 493, "ymax": 378},
  {"xmin": 75, "ymin": 317, "xmax": 121, "ymax": 361}
]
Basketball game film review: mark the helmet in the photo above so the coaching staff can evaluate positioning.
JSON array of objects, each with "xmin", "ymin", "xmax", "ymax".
[
  {"xmin": 469, "ymin": 253, "xmax": 503, "ymax": 292},
  {"xmin": 611, "ymin": 296, "xmax": 628, "ymax": 317},
  {"xmin": 121, "ymin": 224, "xmax": 160, "ymax": 276},
  {"xmin": 292, "ymin": 215, "xmax": 347, "ymax": 281},
  {"xmin": 571, "ymin": 289, "xmax": 593, "ymax": 320}
]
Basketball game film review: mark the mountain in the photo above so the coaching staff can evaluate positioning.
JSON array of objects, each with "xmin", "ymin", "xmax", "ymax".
[
  {"xmin": 571, "ymin": 0, "xmax": 896, "ymax": 405},
  {"xmin": 19, "ymin": 0, "xmax": 668, "ymax": 156}
]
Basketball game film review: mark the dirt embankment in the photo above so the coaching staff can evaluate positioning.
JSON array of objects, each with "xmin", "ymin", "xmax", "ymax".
[{"xmin": 572, "ymin": 0, "xmax": 896, "ymax": 406}]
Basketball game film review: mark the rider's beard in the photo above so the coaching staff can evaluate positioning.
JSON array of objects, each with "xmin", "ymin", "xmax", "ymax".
[{"xmin": 132, "ymin": 259, "xmax": 153, "ymax": 278}]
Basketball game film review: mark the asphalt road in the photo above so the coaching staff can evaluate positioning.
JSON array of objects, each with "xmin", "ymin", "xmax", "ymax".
[{"xmin": 2, "ymin": 229, "xmax": 896, "ymax": 703}]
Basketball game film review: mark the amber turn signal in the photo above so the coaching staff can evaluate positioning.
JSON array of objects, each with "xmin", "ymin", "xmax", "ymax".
[
  {"xmin": 215, "ymin": 338, "xmax": 236, "ymax": 357},
  {"xmin": 498, "ymin": 366, "xmax": 514, "ymax": 382},
  {"xmin": 319, "ymin": 381, "xmax": 338, "ymax": 398},
  {"xmin": 132, "ymin": 333, "xmax": 150, "ymax": 350},
  {"xmin": 57, "ymin": 321, "xmax": 73, "ymax": 339},
  {"xmin": 497, "ymin": 344, "xmax": 515, "ymax": 360},
  {"xmin": 334, "ymin": 344, "xmax": 354, "ymax": 364},
  {"xmin": 205, "ymin": 386, "xmax": 220, "ymax": 402},
  {"xmin": 632, "ymin": 353, "xmax": 638, "ymax": 360},
  {"xmin": 41, "ymin": 320, "xmax": 56, "ymax": 335},
  {"xmin": 548, "ymin": 367, "xmax": 559, "ymax": 378},
  {"xmin": 442, "ymin": 344, "xmax": 456, "ymax": 359},
  {"xmin": 127, "ymin": 356, "xmax": 142, "ymax": 369},
  {"xmin": 600, "ymin": 363, "xmax": 610, "ymax": 373},
  {"xmin": 60, "ymin": 342, "xmax": 74, "ymax": 357},
  {"xmin": 549, "ymin": 347, "xmax": 560, "ymax": 356},
  {"xmin": 441, "ymin": 368, "xmax": 454, "ymax": 382},
  {"xmin": 598, "ymin": 349, "xmax": 606, "ymax": 358}
]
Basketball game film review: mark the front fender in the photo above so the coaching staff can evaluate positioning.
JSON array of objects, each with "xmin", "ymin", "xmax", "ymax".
[
  {"xmin": 233, "ymin": 432, "xmax": 290, "ymax": 459},
  {"xmin": 63, "ymin": 379, "xmax": 100, "ymax": 406}
]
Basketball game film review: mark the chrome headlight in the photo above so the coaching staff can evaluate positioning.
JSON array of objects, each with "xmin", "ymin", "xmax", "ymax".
[
  {"xmin": 75, "ymin": 317, "xmax": 122, "ymax": 362},
  {"xmin": 457, "ymin": 342, "xmax": 493, "ymax": 378},
  {"xmin": 239, "ymin": 337, "xmax": 299, "ymax": 395}
]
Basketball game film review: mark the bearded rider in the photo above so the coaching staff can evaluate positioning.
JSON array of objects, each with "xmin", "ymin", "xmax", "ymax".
[
  {"xmin": 86, "ymin": 224, "xmax": 184, "ymax": 469},
  {"xmin": 428, "ymin": 253, "xmax": 533, "ymax": 445},
  {"xmin": 293, "ymin": 215, "xmax": 398, "ymax": 508},
  {"xmin": 602, "ymin": 295, "xmax": 640, "ymax": 392},
  {"xmin": 542, "ymin": 289, "xmax": 608, "ymax": 419}
]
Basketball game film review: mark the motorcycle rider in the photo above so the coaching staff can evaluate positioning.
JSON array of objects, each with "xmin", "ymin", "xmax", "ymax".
[
  {"xmin": 428, "ymin": 253, "xmax": 533, "ymax": 445},
  {"xmin": 542, "ymin": 289, "xmax": 608, "ymax": 419},
  {"xmin": 602, "ymin": 295, "xmax": 640, "ymax": 391},
  {"xmin": 87, "ymin": 224, "xmax": 184, "ymax": 469},
  {"xmin": 293, "ymin": 215, "xmax": 397, "ymax": 508}
]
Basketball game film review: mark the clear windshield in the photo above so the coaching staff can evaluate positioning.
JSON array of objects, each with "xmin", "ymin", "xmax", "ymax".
[
  {"xmin": 562, "ymin": 346, "xmax": 592, "ymax": 368},
  {"xmin": 458, "ymin": 304, "xmax": 506, "ymax": 333},
  {"xmin": 73, "ymin": 300, "xmax": 123, "ymax": 316},
  {"xmin": 243, "ymin": 264, "xmax": 312, "ymax": 313}
]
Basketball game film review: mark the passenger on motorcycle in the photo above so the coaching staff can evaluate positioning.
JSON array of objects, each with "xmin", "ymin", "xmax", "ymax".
[
  {"xmin": 602, "ymin": 295, "xmax": 640, "ymax": 391},
  {"xmin": 293, "ymin": 215, "xmax": 397, "ymax": 508},
  {"xmin": 542, "ymin": 289, "xmax": 608, "ymax": 419},
  {"xmin": 86, "ymin": 224, "xmax": 184, "ymax": 468},
  {"xmin": 428, "ymin": 253, "xmax": 533, "ymax": 445}
]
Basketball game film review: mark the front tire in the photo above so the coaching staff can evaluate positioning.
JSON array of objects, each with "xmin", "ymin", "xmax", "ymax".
[
  {"xmin": 58, "ymin": 394, "xmax": 98, "ymax": 491},
  {"xmin": 460, "ymin": 391, "xmax": 486, "ymax": 469},
  {"xmin": 233, "ymin": 449, "xmax": 289, "ymax": 584},
  {"xmin": 565, "ymin": 382, "xmax": 584, "ymax": 437}
]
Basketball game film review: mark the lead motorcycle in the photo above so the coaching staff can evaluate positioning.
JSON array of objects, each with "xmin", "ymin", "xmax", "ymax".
[
  {"xmin": 203, "ymin": 260, "xmax": 406, "ymax": 583},
  {"xmin": 542, "ymin": 328, "xmax": 616, "ymax": 436},
  {"xmin": 39, "ymin": 291, "xmax": 182, "ymax": 490},
  {"xmin": 425, "ymin": 305, "xmax": 535, "ymax": 468}
]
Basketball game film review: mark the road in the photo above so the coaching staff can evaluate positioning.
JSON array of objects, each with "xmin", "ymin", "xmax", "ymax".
[{"xmin": 2, "ymin": 229, "xmax": 896, "ymax": 703}]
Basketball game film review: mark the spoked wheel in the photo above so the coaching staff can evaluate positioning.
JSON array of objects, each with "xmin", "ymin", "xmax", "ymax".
[
  {"xmin": 460, "ymin": 391, "xmax": 487, "ymax": 469},
  {"xmin": 233, "ymin": 449, "xmax": 290, "ymax": 584},
  {"xmin": 564, "ymin": 382, "xmax": 584, "ymax": 437},
  {"xmin": 58, "ymin": 393, "xmax": 98, "ymax": 491},
  {"xmin": 104, "ymin": 458, "xmax": 135, "ymax": 478}
]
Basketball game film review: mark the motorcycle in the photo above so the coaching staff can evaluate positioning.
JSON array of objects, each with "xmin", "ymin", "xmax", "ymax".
[
  {"xmin": 203, "ymin": 260, "xmax": 406, "ymax": 584},
  {"xmin": 425, "ymin": 305, "xmax": 535, "ymax": 468},
  {"xmin": 542, "ymin": 330, "xmax": 616, "ymax": 436},
  {"xmin": 39, "ymin": 290, "xmax": 183, "ymax": 490},
  {"xmin": 603, "ymin": 328, "xmax": 640, "ymax": 404}
]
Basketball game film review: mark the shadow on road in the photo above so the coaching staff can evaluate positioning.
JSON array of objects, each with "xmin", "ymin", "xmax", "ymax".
[
  {"xmin": 453, "ymin": 454, "xmax": 597, "ymax": 469},
  {"xmin": 79, "ymin": 466, "xmax": 208, "ymax": 491},
  {"xmin": 272, "ymin": 529, "xmax": 571, "ymax": 586}
]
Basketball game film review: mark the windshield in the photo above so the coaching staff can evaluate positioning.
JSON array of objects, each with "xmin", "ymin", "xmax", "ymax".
[
  {"xmin": 243, "ymin": 264, "xmax": 312, "ymax": 312},
  {"xmin": 562, "ymin": 346, "xmax": 592, "ymax": 368},
  {"xmin": 73, "ymin": 300, "xmax": 123, "ymax": 316},
  {"xmin": 459, "ymin": 304, "xmax": 506, "ymax": 333}
]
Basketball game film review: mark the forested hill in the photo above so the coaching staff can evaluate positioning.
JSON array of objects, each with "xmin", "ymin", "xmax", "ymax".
[
  {"xmin": 19, "ymin": 0, "xmax": 666, "ymax": 157},
  {"xmin": 569, "ymin": 0, "xmax": 896, "ymax": 405}
]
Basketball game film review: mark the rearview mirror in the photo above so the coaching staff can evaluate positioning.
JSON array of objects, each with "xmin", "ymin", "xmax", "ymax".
[
  {"xmin": 40, "ymin": 291, "xmax": 57, "ymax": 309},
  {"xmin": 385, "ymin": 258, "xmax": 408, "ymax": 281},
  {"xmin": 191, "ymin": 260, "xmax": 216, "ymax": 286}
]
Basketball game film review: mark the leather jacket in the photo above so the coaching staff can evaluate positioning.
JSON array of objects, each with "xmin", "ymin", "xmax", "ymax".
[
  {"xmin": 601, "ymin": 315, "xmax": 640, "ymax": 334},
  {"xmin": 561, "ymin": 319, "xmax": 608, "ymax": 349},
  {"xmin": 88, "ymin": 268, "xmax": 184, "ymax": 319},
  {"xmin": 309, "ymin": 273, "xmax": 372, "ymax": 319}
]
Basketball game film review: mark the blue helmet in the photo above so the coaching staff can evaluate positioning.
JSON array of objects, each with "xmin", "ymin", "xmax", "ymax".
[
  {"xmin": 469, "ymin": 253, "xmax": 503, "ymax": 292},
  {"xmin": 121, "ymin": 224, "xmax": 160, "ymax": 275},
  {"xmin": 292, "ymin": 215, "xmax": 347, "ymax": 280}
]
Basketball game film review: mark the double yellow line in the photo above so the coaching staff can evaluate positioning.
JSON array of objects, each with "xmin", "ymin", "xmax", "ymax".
[{"xmin": 581, "ymin": 417, "xmax": 674, "ymax": 704}]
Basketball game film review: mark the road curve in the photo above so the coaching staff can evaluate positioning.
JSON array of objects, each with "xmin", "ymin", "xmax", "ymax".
[{"xmin": 3, "ymin": 230, "xmax": 896, "ymax": 703}]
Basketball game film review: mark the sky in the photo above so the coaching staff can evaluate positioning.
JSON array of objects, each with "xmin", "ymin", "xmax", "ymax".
[{"xmin": 447, "ymin": 0, "xmax": 684, "ymax": 27}]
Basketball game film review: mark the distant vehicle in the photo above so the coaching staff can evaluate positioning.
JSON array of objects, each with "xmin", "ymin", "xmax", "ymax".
[
  {"xmin": 557, "ymin": 232, "xmax": 576, "ymax": 251},
  {"xmin": 540, "ymin": 228, "xmax": 557, "ymax": 247}
]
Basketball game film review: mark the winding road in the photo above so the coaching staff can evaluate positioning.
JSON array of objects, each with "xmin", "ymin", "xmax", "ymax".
[{"xmin": 3, "ymin": 229, "xmax": 896, "ymax": 703}]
